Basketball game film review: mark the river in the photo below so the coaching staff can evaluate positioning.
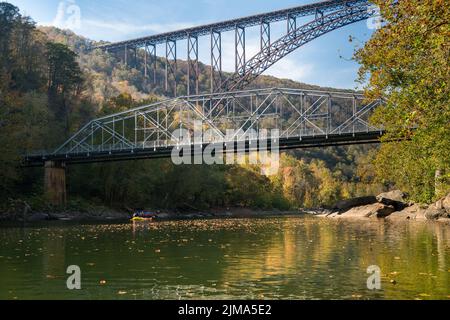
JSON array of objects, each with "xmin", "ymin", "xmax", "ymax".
[{"xmin": 0, "ymin": 216, "xmax": 449, "ymax": 300}]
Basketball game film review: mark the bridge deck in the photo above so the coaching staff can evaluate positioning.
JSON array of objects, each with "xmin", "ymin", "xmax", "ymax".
[
  {"xmin": 95, "ymin": 0, "xmax": 368, "ymax": 51},
  {"xmin": 24, "ymin": 132, "xmax": 383, "ymax": 167}
]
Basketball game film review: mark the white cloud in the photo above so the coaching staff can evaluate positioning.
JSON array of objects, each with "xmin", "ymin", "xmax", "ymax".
[
  {"xmin": 263, "ymin": 58, "xmax": 314, "ymax": 82},
  {"xmin": 81, "ymin": 19, "xmax": 196, "ymax": 36}
]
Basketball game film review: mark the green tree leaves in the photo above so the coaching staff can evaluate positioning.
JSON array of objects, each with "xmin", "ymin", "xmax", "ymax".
[{"xmin": 355, "ymin": 0, "xmax": 450, "ymax": 202}]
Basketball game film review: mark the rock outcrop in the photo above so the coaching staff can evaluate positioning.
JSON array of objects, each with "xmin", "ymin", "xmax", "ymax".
[
  {"xmin": 333, "ymin": 196, "xmax": 378, "ymax": 211},
  {"xmin": 425, "ymin": 193, "xmax": 450, "ymax": 220},
  {"xmin": 376, "ymin": 190, "xmax": 409, "ymax": 211},
  {"xmin": 387, "ymin": 204, "xmax": 427, "ymax": 221},
  {"xmin": 326, "ymin": 190, "xmax": 450, "ymax": 222},
  {"xmin": 332, "ymin": 203, "xmax": 396, "ymax": 219}
]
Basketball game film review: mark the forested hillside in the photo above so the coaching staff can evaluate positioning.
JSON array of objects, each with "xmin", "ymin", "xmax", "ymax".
[{"xmin": 1, "ymin": 2, "xmax": 388, "ymax": 213}]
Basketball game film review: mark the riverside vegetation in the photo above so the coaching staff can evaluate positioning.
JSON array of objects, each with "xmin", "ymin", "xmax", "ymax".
[{"xmin": 0, "ymin": 1, "xmax": 448, "ymax": 221}]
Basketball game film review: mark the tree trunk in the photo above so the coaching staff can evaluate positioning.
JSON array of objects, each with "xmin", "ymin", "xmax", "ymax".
[{"xmin": 435, "ymin": 169, "xmax": 443, "ymax": 198}]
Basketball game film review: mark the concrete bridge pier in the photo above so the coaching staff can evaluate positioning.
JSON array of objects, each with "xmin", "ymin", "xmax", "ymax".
[{"xmin": 44, "ymin": 161, "xmax": 67, "ymax": 206}]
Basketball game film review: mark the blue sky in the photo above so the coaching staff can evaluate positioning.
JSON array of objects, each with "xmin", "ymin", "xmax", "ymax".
[{"xmin": 6, "ymin": 0, "xmax": 376, "ymax": 89}]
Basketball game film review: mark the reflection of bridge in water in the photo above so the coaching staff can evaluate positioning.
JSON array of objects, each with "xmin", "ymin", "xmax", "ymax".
[{"xmin": 22, "ymin": 0, "xmax": 384, "ymax": 204}]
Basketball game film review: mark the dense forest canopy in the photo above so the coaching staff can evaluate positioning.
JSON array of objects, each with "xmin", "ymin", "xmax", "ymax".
[
  {"xmin": 355, "ymin": 0, "xmax": 449, "ymax": 202},
  {"xmin": 0, "ymin": 1, "xmax": 448, "ymax": 214}
]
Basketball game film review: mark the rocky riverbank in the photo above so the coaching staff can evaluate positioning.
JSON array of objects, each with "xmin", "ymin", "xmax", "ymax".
[
  {"xmin": 0, "ymin": 198, "xmax": 303, "ymax": 223},
  {"xmin": 0, "ymin": 199, "xmax": 131, "ymax": 223},
  {"xmin": 317, "ymin": 190, "xmax": 450, "ymax": 224},
  {"xmin": 2, "ymin": 191, "xmax": 449, "ymax": 224}
]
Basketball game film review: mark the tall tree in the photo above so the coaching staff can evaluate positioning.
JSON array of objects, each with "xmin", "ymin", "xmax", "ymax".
[
  {"xmin": 355, "ymin": 0, "xmax": 450, "ymax": 202},
  {"xmin": 46, "ymin": 42, "xmax": 83, "ymax": 135},
  {"xmin": 0, "ymin": 2, "xmax": 20, "ymax": 78}
]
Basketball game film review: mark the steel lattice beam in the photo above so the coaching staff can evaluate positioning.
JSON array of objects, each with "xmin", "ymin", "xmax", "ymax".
[
  {"xmin": 260, "ymin": 21, "xmax": 271, "ymax": 52},
  {"xmin": 235, "ymin": 26, "xmax": 246, "ymax": 74},
  {"xmin": 187, "ymin": 35, "xmax": 199, "ymax": 96},
  {"xmin": 144, "ymin": 42, "xmax": 157, "ymax": 84},
  {"xmin": 165, "ymin": 39, "xmax": 177, "ymax": 96},
  {"xmin": 210, "ymin": 30, "xmax": 222, "ymax": 93},
  {"xmin": 287, "ymin": 14, "xmax": 297, "ymax": 34}
]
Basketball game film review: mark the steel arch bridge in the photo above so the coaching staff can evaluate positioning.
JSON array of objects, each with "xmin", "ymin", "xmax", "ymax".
[{"xmin": 94, "ymin": 0, "xmax": 378, "ymax": 96}]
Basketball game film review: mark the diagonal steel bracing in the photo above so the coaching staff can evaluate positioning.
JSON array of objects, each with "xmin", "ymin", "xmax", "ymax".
[
  {"xmin": 144, "ymin": 42, "xmax": 157, "ymax": 84},
  {"xmin": 187, "ymin": 35, "xmax": 199, "ymax": 96},
  {"xmin": 260, "ymin": 20, "xmax": 271, "ymax": 52},
  {"xmin": 165, "ymin": 39, "xmax": 177, "ymax": 96},
  {"xmin": 235, "ymin": 26, "xmax": 246, "ymax": 74},
  {"xmin": 210, "ymin": 30, "xmax": 223, "ymax": 93}
]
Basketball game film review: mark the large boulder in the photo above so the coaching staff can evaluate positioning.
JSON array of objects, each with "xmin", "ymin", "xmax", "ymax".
[
  {"xmin": 377, "ymin": 190, "xmax": 406, "ymax": 202},
  {"xmin": 438, "ymin": 193, "xmax": 450, "ymax": 214},
  {"xmin": 376, "ymin": 190, "xmax": 409, "ymax": 211},
  {"xmin": 425, "ymin": 194, "xmax": 450, "ymax": 220},
  {"xmin": 425, "ymin": 206, "xmax": 447, "ymax": 220},
  {"xmin": 337, "ymin": 203, "xmax": 396, "ymax": 219},
  {"xmin": 333, "ymin": 196, "xmax": 378, "ymax": 211},
  {"xmin": 387, "ymin": 204, "xmax": 427, "ymax": 221}
]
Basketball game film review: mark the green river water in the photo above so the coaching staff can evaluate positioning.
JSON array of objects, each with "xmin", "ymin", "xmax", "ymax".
[{"xmin": 0, "ymin": 216, "xmax": 449, "ymax": 300}]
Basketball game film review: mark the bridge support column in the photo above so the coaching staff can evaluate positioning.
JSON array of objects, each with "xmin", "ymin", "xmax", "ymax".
[{"xmin": 44, "ymin": 161, "xmax": 67, "ymax": 206}]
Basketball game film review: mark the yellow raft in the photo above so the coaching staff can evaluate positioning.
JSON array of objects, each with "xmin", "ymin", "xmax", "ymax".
[{"xmin": 131, "ymin": 216, "xmax": 154, "ymax": 222}]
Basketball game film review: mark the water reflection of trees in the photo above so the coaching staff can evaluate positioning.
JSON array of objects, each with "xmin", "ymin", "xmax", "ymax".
[
  {"xmin": 218, "ymin": 218, "xmax": 450, "ymax": 299},
  {"xmin": 0, "ymin": 219, "xmax": 448, "ymax": 299}
]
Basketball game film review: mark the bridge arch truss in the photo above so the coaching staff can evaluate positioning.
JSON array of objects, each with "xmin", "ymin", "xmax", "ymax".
[{"xmin": 96, "ymin": 0, "xmax": 377, "ymax": 96}]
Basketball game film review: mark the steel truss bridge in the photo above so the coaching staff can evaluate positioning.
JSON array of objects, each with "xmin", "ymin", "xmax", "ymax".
[
  {"xmin": 24, "ymin": 0, "xmax": 385, "ymax": 167},
  {"xmin": 25, "ymin": 88, "xmax": 384, "ymax": 166},
  {"xmin": 95, "ymin": 0, "xmax": 377, "ymax": 96}
]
